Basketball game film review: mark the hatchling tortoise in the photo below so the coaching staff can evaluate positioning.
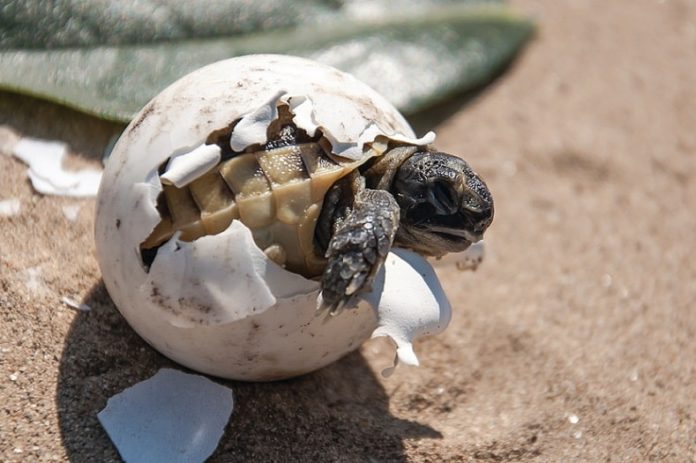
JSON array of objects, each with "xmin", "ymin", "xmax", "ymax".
[{"xmin": 141, "ymin": 105, "xmax": 493, "ymax": 312}]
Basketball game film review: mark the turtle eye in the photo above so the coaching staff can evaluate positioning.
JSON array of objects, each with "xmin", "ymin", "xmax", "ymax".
[{"xmin": 429, "ymin": 180, "xmax": 458, "ymax": 215}]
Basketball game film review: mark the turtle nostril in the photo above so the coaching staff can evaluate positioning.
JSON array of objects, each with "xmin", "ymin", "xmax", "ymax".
[{"xmin": 475, "ymin": 216, "xmax": 493, "ymax": 234}]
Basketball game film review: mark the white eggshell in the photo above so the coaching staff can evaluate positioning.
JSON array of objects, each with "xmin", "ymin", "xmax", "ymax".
[
  {"xmin": 160, "ymin": 144, "xmax": 221, "ymax": 188},
  {"xmin": 95, "ymin": 55, "xmax": 451, "ymax": 381},
  {"xmin": 366, "ymin": 249, "xmax": 452, "ymax": 377}
]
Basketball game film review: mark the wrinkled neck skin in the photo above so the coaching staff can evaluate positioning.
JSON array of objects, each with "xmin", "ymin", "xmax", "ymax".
[{"xmin": 361, "ymin": 145, "xmax": 420, "ymax": 191}]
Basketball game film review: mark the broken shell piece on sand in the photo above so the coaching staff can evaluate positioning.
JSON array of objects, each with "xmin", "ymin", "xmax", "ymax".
[
  {"xmin": 98, "ymin": 368, "xmax": 234, "ymax": 463},
  {"xmin": 0, "ymin": 198, "xmax": 21, "ymax": 217},
  {"xmin": 95, "ymin": 55, "xmax": 454, "ymax": 381},
  {"xmin": 12, "ymin": 138, "xmax": 101, "ymax": 197},
  {"xmin": 455, "ymin": 240, "xmax": 486, "ymax": 271}
]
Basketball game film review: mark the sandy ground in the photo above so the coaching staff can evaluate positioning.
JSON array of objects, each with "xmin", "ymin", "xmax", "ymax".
[{"xmin": 1, "ymin": 0, "xmax": 695, "ymax": 461}]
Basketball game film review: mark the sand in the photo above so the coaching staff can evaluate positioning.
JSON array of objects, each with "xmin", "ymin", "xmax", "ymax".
[{"xmin": 1, "ymin": 0, "xmax": 695, "ymax": 461}]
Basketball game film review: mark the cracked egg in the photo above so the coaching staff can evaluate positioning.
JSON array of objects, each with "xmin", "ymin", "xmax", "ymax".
[{"xmin": 95, "ymin": 55, "xmax": 458, "ymax": 381}]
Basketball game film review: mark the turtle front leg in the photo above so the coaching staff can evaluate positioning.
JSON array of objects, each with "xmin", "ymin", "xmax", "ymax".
[{"xmin": 320, "ymin": 188, "xmax": 400, "ymax": 313}]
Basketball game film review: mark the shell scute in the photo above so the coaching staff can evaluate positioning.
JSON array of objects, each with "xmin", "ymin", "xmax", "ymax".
[
  {"xmin": 220, "ymin": 153, "xmax": 270, "ymax": 197},
  {"xmin": 256, "ymin": 145, "xmax": 308, "ymax": 186},
  {"xmin": 138, "ymin": 56, "xmax": 434, "ymax": 277},
  {"xmin": 273, "ymin": 180, "xmax": 313, "ymax": 226},
  {"xmin": 144, "ymin": 139, "xmax": 364, "ymax": 276}
]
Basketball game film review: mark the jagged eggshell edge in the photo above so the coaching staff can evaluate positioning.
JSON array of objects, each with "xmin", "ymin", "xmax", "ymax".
[{"xmin": 95, "ymin": 55, "xmax": 449, "ymax": 380}]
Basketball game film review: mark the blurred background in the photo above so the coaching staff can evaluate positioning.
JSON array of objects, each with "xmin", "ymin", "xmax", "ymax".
[{"xmin": 1, "ymin": 1, "xmax": 694, "ymax": 461}]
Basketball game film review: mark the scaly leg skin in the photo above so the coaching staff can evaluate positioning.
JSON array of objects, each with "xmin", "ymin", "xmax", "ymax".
[{"xmin": 320, "ymin": 188, "xmax": 400, "ymax": 314}]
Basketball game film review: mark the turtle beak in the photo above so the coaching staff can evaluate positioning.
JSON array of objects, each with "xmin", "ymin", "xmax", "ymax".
[
  {"xmin": 424, "ymin": 219, "xmax": 484, "ymax": 243},
  {"xmin": 427, "ymin": 227, "xmax": 483, "ymax": 243},
  {"xmin": 458, "ymin": 164, "xmax": 494, "ymax": 236}
]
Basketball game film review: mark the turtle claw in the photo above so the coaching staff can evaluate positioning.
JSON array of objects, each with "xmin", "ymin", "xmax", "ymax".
[
  {"xmin": 320, "ymin": 188, "xmax": 399, "ymax": 313},
  {"xmin": 316, "ymin": 292, "xmax": 355, "ymax": 317},
  {"xmin": 320, "ymin": 245, "xmax": 376, "ymax": 313},
  {"xmin": 319, "ymin": 247, "xmax": 374, "ymax": 314},
  {"xmin": 329, "ymin": 300, "xmax": 345, "ymax": 316}
]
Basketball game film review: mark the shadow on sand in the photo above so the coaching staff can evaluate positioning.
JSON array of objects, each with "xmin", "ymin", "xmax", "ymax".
[{"xmin": 57, "ymin": 281, "xmax": 441, "ymax": 462}]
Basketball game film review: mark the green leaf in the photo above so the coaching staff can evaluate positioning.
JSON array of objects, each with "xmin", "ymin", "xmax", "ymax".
[
  {"xmin": 0, "ymin": 0, "xmax": 337, "ymax": 49},
  {"xmin": 0, "ymin": 2, "xmax": 532, "ymax": 123},
  {"xmin": 0, "ymin": 0, "xmax": 503, "ymax": 49}
]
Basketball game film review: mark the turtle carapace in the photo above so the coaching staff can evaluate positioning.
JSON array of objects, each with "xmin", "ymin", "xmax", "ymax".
[{"xmin": 142, "ymin": 121, "xmax": 493, "ymax": 312}]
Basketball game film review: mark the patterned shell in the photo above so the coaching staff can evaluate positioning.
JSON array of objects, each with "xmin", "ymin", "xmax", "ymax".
[{"xmin": 141, "ymin": 140, "xmax": 386, "ymax": 278}]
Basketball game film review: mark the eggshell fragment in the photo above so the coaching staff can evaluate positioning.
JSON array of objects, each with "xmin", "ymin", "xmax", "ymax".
[
  {"xmin": 12, "ymin": 137, "xmax": 101, "ymax": 197},
  {"xmin": 61, "ymin": 296, "xmax": 91, "ymax": 312},
  {"xmin": 98, "ymin": 368, "xmax": 233, "ymax": 463},
  {"xmin": 0, "ymin": 198, "xmax": 21, "ymax": 217},
  {"xmin": 160, "ymin": 144, "xmax": 221, "ymax": 188},
  {"xmin": 455, "ymin": 240, "xmax": 486, "ymax": 271},
  {"xmin": 367, "ymin": 249, "xmax": 452, "ymax": 377},
  {"xmin": 95, "ymin": 55, "xmax": 453, "ymax": 380},
  {"xmin": 61, "ymin": 204, "xmax": 82, "ymax": 222},
  {"xmin": 229, "ymin": 90, "xmax": 284, "ymax": 152}
]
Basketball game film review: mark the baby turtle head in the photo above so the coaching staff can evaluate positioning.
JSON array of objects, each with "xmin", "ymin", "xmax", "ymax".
[{"xmin": 391, "ymin": 150, "xmax": 493, "ymax": 256}]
